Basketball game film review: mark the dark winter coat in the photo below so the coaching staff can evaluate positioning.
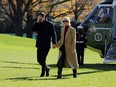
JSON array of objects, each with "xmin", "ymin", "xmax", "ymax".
[{"xmin": 32, "ymin": 20, "xmax": 57, "ymax": 48}]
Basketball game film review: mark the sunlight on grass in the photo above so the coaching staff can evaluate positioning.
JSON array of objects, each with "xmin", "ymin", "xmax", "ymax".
[{"xmin": 0, "ymin": 34, "xmax": 116, "ymax": 87}]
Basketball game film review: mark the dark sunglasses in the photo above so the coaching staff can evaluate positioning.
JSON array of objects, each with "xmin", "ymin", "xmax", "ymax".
[{"xmin": 62, "ymin": 20, "xmax": 68, "ymax": 22}]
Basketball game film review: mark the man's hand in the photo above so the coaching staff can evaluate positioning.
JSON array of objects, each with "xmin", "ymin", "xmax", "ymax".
[{"xmin": 52, "ymin": 44, "xmax": 57, "ymax": 49}]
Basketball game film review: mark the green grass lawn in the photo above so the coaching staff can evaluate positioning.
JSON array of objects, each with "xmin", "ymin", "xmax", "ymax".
[{"xmin": 0, "ymin": 34, "xmax": 116, "ymax": 87}]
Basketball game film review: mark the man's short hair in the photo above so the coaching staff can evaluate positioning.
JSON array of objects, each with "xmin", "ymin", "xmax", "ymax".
[{"xmin": 37, "ymin": 12, "xmax": 45, "ymax": 17}]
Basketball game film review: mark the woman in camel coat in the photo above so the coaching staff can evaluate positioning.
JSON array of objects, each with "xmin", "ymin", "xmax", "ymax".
[{"xmin": 56, "ymin": 17, "xmax": 79, "ymax": 79}]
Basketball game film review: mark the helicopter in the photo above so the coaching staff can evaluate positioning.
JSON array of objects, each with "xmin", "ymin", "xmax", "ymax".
[{"xmin": 78, "ymin": 0, "xmax": 116, "ymax": 63}]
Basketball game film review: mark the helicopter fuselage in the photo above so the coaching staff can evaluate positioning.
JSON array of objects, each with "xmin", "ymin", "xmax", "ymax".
[{"xmin": 79, "ymin": 1, "xmax": 113, "ymax": 58}]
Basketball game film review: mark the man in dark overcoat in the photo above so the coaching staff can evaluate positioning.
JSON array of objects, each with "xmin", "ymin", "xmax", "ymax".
[{"xmin": 32, "ymin": 12, "xmax": 57, "ymax": 77}]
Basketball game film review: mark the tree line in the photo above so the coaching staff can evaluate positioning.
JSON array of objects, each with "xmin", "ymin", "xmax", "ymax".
[{"xmin": 0, "ymin": 0, "xmax": 99, "ymax": 38}]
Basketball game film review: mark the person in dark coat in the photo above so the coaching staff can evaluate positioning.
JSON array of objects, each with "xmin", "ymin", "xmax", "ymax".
[
  {"xmin": 76, "ymin": 26, "xmax": 87, "ymax": 66},
  {"xmin": 32, "ymin": 12, "xmax": 57, "ymax": 77}
]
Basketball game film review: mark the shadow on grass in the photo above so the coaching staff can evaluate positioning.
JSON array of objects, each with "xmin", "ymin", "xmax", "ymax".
[
  {"xmin": 0, "ymin": 70, "xmax": 98, "ymax": 81},
  {"xmin": 0, "ymin": 60, "xmax": 38, "ymax": 65},
  {"xmin": 0, "ymin": 60, "xmax": 40, "ymax": 70},
  {"xmin": 49, "ymin": 63, "xmax": 116, "ymax": 78},
  {"xmin": 48, "ymin": 63, "xmax": 116, "ymax": 71},
  {"xmin": 1, "ymin": 76, "xmax": 68, "ymax": 81},
  {"xmin": 4, "ymin": 71, "xmax": 99, "ymax": 81},
  {"xmin": 0, "ymin": 66, "xmax": 39, "ymax": 70},
  {"xmin": 0, "ymin": 63, "xmax": 115, "ymax": 81},
  {"xmin": 80, "ymin": 63, "xmax": 116, "ymax": 71},
  {"xmin": 1, "ymin": 61, "xmax": 115, "ymax": 71},
  {"xmin": 50, "ymin": 63, "xmax": 116, "ymax": 77}
]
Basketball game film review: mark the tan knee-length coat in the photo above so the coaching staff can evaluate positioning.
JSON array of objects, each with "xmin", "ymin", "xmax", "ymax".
[{"xmin": 57, "ymin": 26, "xmax": 79, "ymax": 69}]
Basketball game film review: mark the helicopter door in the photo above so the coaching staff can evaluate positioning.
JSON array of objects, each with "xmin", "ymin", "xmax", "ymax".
[{"xmin": 87, "ymin": 5, "xmax": 113, "ymax": 49}]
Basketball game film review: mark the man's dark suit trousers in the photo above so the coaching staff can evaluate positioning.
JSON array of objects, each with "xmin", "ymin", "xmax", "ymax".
[{"xmin": 37, "ymin": 48, "xmax": 50, "ymax": 69}]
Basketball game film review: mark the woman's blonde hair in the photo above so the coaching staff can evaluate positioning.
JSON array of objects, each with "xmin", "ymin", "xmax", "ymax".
[{"xmin": 63, "ymin": 17, "xmax": 71, "ymax": 25}]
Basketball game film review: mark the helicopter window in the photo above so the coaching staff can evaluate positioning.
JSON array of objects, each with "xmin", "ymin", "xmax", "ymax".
[
  {"xmin": 89, "ymin": 7, "xmax": 112, "ymax": 24},
  {"xmin": 89, "ymin": 7, "xmax": 99, "ymax": 23},
  {"xmin": 97, "ymin": 7, "xmax": 111, "ymax": 23}
]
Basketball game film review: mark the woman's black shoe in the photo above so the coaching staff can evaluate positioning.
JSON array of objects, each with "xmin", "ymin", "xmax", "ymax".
[
  {"xmin": 73, "ymin": 69, "xmax": 77, "ymax": 78},
  {"xmin": 46, "ymin": 68, "xmax": 50, "ymax": 76},
  {"xmin": 57, "ymin": 74, "xmax": 62, "ymax": 79}
]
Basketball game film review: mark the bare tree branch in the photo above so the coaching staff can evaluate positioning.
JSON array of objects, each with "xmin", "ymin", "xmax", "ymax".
[{"xmin": 7, "ymin": 0, "xmax": 17, "ymax": 15}]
